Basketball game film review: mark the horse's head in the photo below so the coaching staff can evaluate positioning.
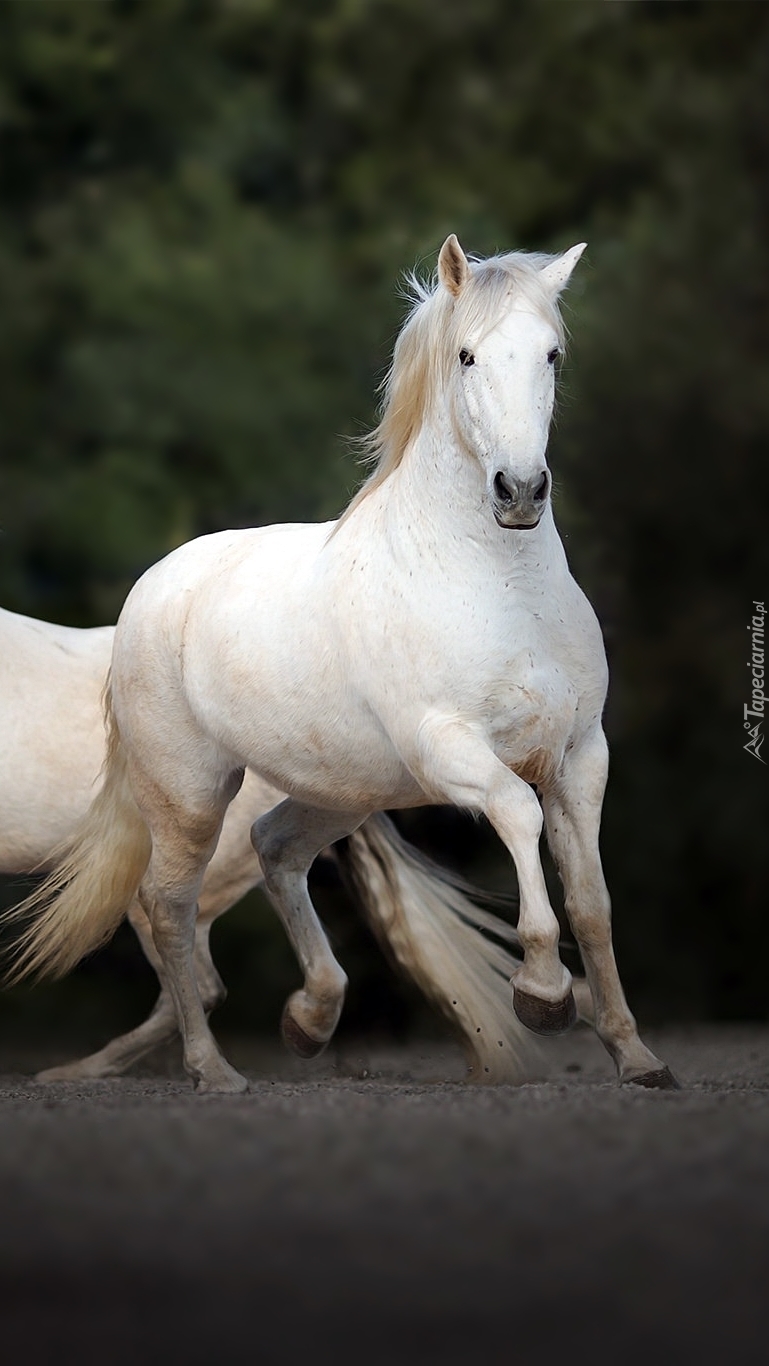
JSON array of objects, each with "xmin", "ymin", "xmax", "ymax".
[{"xmin": 438, "ymin": 235, "xmax": 585, "ymax": 531}]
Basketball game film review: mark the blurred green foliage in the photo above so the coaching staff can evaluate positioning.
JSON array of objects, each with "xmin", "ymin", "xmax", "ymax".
[{"xmin": 1, "ymin": 0, "xmax": 767, "ymax": 1039}]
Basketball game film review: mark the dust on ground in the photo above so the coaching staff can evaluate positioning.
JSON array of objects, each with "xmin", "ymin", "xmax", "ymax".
[{"xmin": 1, "ymin": 1025, "xmax": 768, "ymax": 1366}]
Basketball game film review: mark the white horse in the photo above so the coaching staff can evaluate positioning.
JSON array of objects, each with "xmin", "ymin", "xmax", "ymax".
[
  {"xmin": 4, "ymin": 236, "xmax": 675, "ymax": 1093},
  {"xmin": 0, "ymin": 604, "xmax": 534, "ymax": 1082}
]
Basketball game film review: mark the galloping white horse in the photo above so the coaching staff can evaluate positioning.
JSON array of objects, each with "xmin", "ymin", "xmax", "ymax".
[
  {"xmin": 0, "ymin": 605, "xmax": 533, "ymax": 1082},
  {"xmin": 5, "ymin": 236, "xmax": 675, "ymax": 1093}
]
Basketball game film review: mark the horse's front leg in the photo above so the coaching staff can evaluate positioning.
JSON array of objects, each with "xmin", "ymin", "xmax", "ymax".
[
  {"xmin": 251, "ymin": 800, "xmax": 365, "ymax": 1057},
  {"xmin": 415, "ymin": 717, "xmax": 575, "ymax": 1035},
  {"xmin": 543, "ymin": 727, "xmax": 678, "ymax": 1088}
]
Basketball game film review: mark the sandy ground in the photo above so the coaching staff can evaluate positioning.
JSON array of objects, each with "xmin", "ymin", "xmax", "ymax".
[{"xmin": 1, "ymin": 1024, "xmax": 768, "ymax": 1366}]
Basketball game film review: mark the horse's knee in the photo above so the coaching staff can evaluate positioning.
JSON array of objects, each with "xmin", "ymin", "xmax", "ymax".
[
  {"xmin": 489, "ymin": 777, "xmax": 543, "ymax": 846},
  {"xmin": 565, "ymin": 895, "xmax": 612, "ymax": 947}
]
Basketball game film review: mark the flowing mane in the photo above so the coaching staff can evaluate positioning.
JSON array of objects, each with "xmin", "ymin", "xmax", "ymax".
[{"xmin": 338, "ymin": 250, "xmax": 567, "ymax": 526}]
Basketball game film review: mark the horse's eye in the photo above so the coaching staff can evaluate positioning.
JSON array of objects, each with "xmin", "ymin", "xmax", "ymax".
[
  {"xmin": 459, "ymin": 348, "xmax": 475, "ymax": 368},
  {"xmin": 547, "ymin": 347, "xmax": 561, "ymax": 365}
]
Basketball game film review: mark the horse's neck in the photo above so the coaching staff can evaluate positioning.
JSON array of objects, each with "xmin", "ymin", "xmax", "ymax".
[{"xmin": 377, "ymin": 425, "xmax": 566, "ymax": 585}]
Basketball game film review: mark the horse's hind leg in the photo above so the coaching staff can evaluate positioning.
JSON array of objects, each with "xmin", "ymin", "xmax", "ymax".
[
  {"xmin": 38, "ymin": 780, "xmax": 268, "ymax": 1084},
  {"xmin": 543, "ymin": 727, "xmax": 678, "ymax": 1089},
  {"xmin": 251, "ymin": 800, "xmax": 364, "ymax": 1057},
  {"xmin": 36, "ymin": 902, "xmax": 176, "ymax": 1081},
  {"xmin": 35, "ymin": 905, "xmax": 226, "ymax": 1082},
  {"xmin": 136, "ymin": 769, "xmax": 248, "ymax": 1094}
]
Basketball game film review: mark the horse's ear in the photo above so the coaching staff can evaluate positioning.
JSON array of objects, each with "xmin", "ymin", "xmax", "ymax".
[
  {"xmin": 438, "ymin": 234, "xmax": 469, "ymax": 297},
  {"xmin": 539, "ymin": 243, "xmax": 587, "ymax": 295}
]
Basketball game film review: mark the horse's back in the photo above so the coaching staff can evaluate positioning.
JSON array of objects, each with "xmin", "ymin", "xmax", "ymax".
[
  {"xmin": 0, "ymin": 609, "xmax": 115, "ymax": 871},
  {"xmin": 0, "ymin": 606, "xmax": 114, "ymax": 666}
]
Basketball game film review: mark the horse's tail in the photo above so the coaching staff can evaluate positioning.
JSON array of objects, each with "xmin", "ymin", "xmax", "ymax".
[
  {"xmin": 337, "ymin": 813, "xmax": 539, "ymax": 1083},
  {"xmin": 2, "ymin": 689, "xmax": 152, "ymax": 985}
]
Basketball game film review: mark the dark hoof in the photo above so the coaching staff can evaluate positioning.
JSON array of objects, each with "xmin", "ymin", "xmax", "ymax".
[
  {"xmin": 281, "ymin": 1005, "xmax": 328, "ymax": 1060},
  {"xmin": 513, "ymin": 986, "xmax": 577, "ymax": 1036},
  {"xmin": 623, "ymin": 1065, "xmax": 681, "ymax": 1091}
]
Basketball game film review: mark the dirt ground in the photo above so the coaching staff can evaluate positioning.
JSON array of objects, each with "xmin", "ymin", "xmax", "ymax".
[{"xmin": 1, "ymin": 1024, "xmax": 768, "ymax": 1366}]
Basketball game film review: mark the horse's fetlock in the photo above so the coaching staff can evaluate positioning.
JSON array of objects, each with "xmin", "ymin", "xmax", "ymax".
[
  {"xmin": 314, "ymin": 964, "xmax": 348, "ymax": 1003},
  {"xmin": 524, "ymin": 925, "xmax": 560, "ymax": 956}
]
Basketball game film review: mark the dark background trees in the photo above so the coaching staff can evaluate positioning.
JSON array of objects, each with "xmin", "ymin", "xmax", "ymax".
[{"xmin": 1, "ymin": 0, "xmax": 767, "ymax": 1044}]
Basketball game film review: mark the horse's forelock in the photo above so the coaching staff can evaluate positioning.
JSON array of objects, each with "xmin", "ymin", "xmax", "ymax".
[
  {"xmin": 381, "ymin": 251, "xmax": 565, "ymax": 455},
  {"xmin": 461, "ymin": 253, "xmax": 566, "ymax": 351}
]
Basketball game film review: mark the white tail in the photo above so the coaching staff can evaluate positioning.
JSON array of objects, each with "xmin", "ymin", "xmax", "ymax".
[
  {"xmin": 339, "ymin": 813, "xmax": 539, "ymax": 1083},
  {"xmin": 2, "ymin": 695, "xmax": 151, "ymax": 985}
]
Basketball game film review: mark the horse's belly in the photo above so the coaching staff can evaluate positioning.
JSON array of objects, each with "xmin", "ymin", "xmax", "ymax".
[
  {"xmin": 262, "ymin": 736, "xmax": 422, "ymax": 812},
  {"xmin": 211, "ymin": 690, "xmax": 424, "ymax": 813}
]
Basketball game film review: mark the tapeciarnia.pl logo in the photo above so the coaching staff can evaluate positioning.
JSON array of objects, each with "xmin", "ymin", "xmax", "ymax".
[{"xmin": 744, "ymin": 600, "xmax": 766, "ymax": 763}]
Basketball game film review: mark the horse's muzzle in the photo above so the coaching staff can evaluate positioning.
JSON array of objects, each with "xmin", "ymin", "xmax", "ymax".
[{"xmin": 492, "ymin": 468, "xmax": 550, "ymax": 529}]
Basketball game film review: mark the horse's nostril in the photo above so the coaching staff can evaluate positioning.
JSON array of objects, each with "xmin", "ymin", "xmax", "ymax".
[
  {"xmin": 494, "ymin": 472, "xmax": 516, "ymax": 505},
  {"xmin": 533, "ymin": 471, "xmax": 550, "ymax": 504}
]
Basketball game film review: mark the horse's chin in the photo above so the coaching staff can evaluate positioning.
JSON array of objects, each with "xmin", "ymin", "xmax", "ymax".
[{"xmin": 493, "ymin": 509, "xmax": 543, "ymax": 531}]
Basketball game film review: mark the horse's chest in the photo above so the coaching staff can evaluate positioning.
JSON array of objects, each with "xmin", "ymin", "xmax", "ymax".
[{"xmin": 482, "ymin": 649, "xmax": 580, "ymax": 782}]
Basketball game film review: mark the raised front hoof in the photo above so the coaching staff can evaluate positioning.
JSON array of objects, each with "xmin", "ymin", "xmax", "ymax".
[
  {"xmin": 622, "ymin": 1065, "xmax": 681, "ymax": 1091},
  {"xmin": 513, "ymin": 986, "xmax": 577, "ymax": 1036},
  {"xmin": 281, "ymin": 1005, "xmax": 328, "ymax": 1060}
]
